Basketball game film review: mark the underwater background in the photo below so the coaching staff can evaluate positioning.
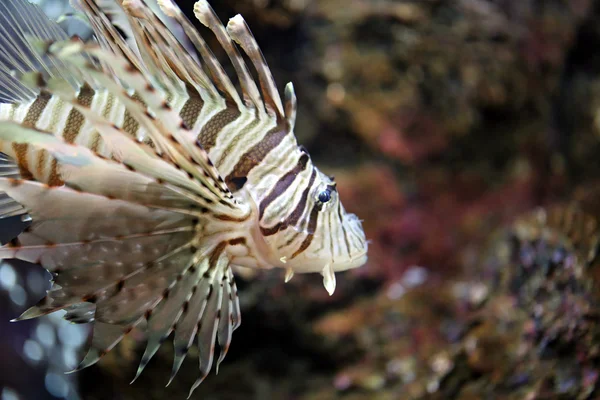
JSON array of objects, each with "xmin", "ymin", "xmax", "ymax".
[{"xmin": 3, "ymin": 0, "xmax": 600, "ymax": 399}]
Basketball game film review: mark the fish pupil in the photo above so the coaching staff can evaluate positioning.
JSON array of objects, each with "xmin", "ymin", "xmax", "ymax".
[{"xmin": 318, "ymin": 189, "xmax": 332, "ymax": 203}]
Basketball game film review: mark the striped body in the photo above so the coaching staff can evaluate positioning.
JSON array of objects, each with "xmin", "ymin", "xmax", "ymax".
[
  {"xmin": 0, "ymin": 85, "xmax": 364, "ymax": 272},
  {"xmin": 0, "ymin": 88, "xmax": 284, "ymax": 186},
  {"xmin": 0, "ymin": 0, "xmax": 367, "ymax": 395}
]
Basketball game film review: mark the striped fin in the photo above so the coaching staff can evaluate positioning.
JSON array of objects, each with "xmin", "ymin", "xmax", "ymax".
[
  {"xmin": 75, "ymin": 0, "xmax": 184, "ymax": 99},
  {"xmin": 0, "ymin": 172, "xmax": 194, "ymax": 320},
  {"xmin": 0, "ymin": 26, "xmax": 246, "ymax": 394},
  {"xmin": 31, "ymin": 39, "xmax": 239, "ymax": 213},
  {"xmin": 82, "ymin": 0, "xmax": 290, "ymax": 127},
  {"xmin": 12, "ymin": 229, "xmax": 194, "ymax": 320},
  {"xmin": 284, "ymin": 82, "xmax": 297, "ymax": 131},
  {"xmin": 216, "ymin": 266, "xmax": 240, "ymax": 371},
  {"xmin": 70, "ymin": 45, "xmax": 232, "ymax": 197},
  {"xmin": 90, "ymin": 0, "xmax": 199, "ymax": 63},
  {"xmin": 167, "ymin": 255, "xmax": 216, "ymax": 385},
  {"xmin": 192, "ymin": 1, "xmax": 263, "ymax": 112},
  {"xmin": 226, "ymin": 14, "xmax": 285, "ymax": 118},
  {"xmin": 86, "ymin": 0, "xmax": 142, "ymax": 56},
  {"xmin": 0, "ymin": 89, "xmax": 226, "ymax": 216},
  {"xmin": 0, "ymin": 148, "xmax": 240, "ymax": 392},
  {"xmin": 129, "ymin": 0, "xmax": 240, "ymax": 106},
  {"xmin": 16, "ymin": 73, "xmax": 217, "ymax": 212},
  {"xmin": 72, "ymin": 0, "xmax": 150, "ymax": 85},
  {"xmin": 132, "ymin": 247, "xmax": 208, "ymax": 382},
  {"xmin": 76, "ymin": 0, "xmax": 216, "ymax": 101},
  {"xmin": 73, "ymin": 321, "xmax": 141, "ymax": 371},
  {"xmin": 0, "ymin": 0, "xmax": 78, "ymax": 103},
  {"xmin": 0, "ymin": 178, "xmax": 193, "ymax": 258},
  {"xmin": 119, "ymin": 0, "xmax": 221, "ymax": 101}
]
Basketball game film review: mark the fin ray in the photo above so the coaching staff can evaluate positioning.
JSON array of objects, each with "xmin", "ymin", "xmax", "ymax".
[
  {"xmin": 227, "ymin": 14, "xmax": 285, "ymax": 118},
  {"xmin": 193, "ymin": 0, "xmax": 263, "ymax": 112},
  {"xmin": 47, "ymin": 40, "xmax": 236, "ymax": 208},
  {"xmin": 0, "ymin": 0, "xmax": 78, "ymax": 103}
]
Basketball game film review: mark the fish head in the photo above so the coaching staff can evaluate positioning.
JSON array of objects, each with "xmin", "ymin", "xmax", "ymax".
[{"xmin": 265, "ymin": 168, "xmax": 368, "ymax": 293}]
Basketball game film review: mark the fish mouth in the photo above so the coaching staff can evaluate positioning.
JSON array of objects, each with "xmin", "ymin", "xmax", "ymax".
[
  {"xmin": 290, "ymin": 249, "xmax": 368, "ymax": 274},
  {"xmin": 331, "ymin": 249, "xmax": 368, "ymax": 272}
]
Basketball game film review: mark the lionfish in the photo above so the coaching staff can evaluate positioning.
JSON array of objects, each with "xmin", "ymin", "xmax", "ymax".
[{"xmin": 0, "ymin": 0, "xmax": 367, "ymax": 395}]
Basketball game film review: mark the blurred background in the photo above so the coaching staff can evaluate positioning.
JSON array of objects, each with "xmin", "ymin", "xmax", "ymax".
[{"xmin": 3, "ymin": 0, "xmax": 600, "ymax": 399}]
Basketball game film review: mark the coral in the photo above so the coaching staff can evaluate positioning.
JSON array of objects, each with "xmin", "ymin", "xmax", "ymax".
[
  {"xmin": 298, "ymin": 0, "xmax": 592, "ymax": 168},
  {"xmin": 296, "ymin": 206, "xmax": 600, "ymax": 399}
]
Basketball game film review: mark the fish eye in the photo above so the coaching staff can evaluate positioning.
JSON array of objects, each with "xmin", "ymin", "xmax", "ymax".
[{"xmin": 318, "ymin": 189, "xmax": 332, "ymax": 203}]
